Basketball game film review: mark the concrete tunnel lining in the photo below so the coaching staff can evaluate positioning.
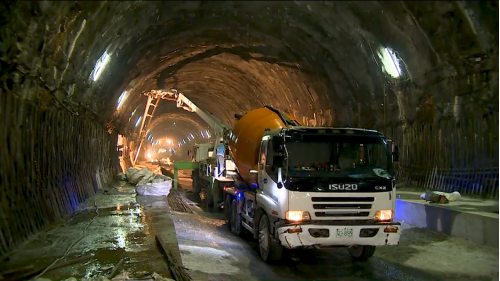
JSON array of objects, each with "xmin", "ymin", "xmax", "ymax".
[{"xmin": 0, "ymin": 0, "xmax": 498, "ymax": 257}]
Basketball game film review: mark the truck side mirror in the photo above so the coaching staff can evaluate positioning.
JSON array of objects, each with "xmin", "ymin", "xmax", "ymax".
[
  {"xmin": 393, "ymin": 145, "xmax": 399, "ymax": 162},
  {"xmin": 277, "ymin": 167, "xmax": 283, "ymax": 189},
  {"xmin": 249, "ymin": 169, "xmax": 258, "ymax": 188}
]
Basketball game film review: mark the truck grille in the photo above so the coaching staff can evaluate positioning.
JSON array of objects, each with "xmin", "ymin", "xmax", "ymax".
[{"xmin": 311, "ymin": 197, "xmax": 374, "ymax": 218}]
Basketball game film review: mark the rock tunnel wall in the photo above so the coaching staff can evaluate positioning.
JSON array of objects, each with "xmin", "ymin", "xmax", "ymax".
[{"xmin": 0, "ymin": 92, "xmax": 119, "ymax": 257}]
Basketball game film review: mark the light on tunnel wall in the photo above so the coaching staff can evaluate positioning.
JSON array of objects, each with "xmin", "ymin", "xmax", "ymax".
[
  {"xmin": 128, "ymin": 106, "xmax": 139, "ymax": 123},
  {"xmin": 378, "ymin": 47, "xmax": 402, "ymax": 78},
  {"xmin": 91, "ymin": 51, "xmax": 111, "ymax": 81},
  {"xmin": 206, "ymin": 130, "xmax": 211, "ymax": 138},
  {"xmin": 117, "ymin": 91, "xmax": 127, "ymax": 109},
  {"xmin": 200, "ymin": 131, "xmax": 204, "ymax": 138},
  {"xmin": 135, "ymin": 116, "xmax": 142, "ymax": 127},
  {"xmin": 190, "ymin": 133, "xmax": 194, "ymax": 139}
]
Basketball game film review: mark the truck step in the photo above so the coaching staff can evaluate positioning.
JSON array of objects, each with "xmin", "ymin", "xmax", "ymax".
[{"xmin": 241, "ymin": 221, "xmax": 253, "ymax": 233}]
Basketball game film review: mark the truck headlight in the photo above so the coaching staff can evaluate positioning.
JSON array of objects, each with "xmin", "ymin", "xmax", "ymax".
[
  {"xmin": 375, "ymin": 210, "xmax": 394, "ymax": 221},
  {"xmin": 286, "ymin": 211, "xmax": 311, "ymax": 222}
]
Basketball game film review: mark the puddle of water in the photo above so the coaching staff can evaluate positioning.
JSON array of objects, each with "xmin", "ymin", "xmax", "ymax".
[{"xmin": 3, "ymin": 192, "xmax": 173, "ymax": 280}]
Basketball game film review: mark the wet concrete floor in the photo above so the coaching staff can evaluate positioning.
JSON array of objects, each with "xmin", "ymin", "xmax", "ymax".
[
  {"xmin": 0, "ymin": 182, "xmax": 173, "ymax": 280},
  {"xmin": 173, "ymin": 178, "xmax": 499, "ymax": 281},
  {"xmin": 2, "ymin": 173, "xmax": 498, "ymax": 281}
]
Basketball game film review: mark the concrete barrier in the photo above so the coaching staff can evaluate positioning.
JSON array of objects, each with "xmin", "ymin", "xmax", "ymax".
[{"xmin": 395, "ymin": 199, "xmax": 499, "ymax": 247}]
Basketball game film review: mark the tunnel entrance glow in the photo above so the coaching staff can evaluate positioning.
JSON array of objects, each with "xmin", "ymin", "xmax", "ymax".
[
  {"xmin": 378, "ymin": 47, "xmax": 401, "ymax": 78},
  {"xmin": 91, "ymin": 51, "xmax": 111, "ymax": 81}
]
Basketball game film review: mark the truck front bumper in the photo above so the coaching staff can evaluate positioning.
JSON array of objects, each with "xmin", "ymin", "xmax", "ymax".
[{"xmin": 276, "ymin": 222, "xmax": 400, "ymax": 249}]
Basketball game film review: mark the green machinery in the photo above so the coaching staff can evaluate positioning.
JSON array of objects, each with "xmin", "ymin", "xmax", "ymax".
[{"xmin": 172, "ymin": 161, "xmax": 199, "ymax": 189}]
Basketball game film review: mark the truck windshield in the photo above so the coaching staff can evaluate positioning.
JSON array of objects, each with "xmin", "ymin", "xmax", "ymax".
[{"xmin": 285, "ymin": 135, "xmax": 393, "ymax": 179}]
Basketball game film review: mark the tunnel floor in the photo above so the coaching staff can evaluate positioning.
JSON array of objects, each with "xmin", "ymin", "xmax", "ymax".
[
  {"xmin": 0, "ymin": 183, "xmax": 173, "ymax": 280},
  {"xmin": 2, "ymin": 176, "xmax": 498, "ymax": 281}
]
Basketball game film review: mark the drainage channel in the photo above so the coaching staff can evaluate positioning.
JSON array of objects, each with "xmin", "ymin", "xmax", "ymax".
[{"xmin": 167, "ymin": 190, "xmax": 193, "ymax": 213}]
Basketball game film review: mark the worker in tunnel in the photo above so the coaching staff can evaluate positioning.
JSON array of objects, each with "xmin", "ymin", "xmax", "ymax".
[{"xmin": 216, "ymin": 138, "xmax": 225, "ymax": 177}]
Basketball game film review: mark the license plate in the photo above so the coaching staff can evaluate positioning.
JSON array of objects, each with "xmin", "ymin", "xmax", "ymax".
[{"xmin": 336, "ymin": 228, "xmax": 354, "ymax": 238}]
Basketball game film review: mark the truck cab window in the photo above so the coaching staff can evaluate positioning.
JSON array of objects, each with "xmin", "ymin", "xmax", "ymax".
[
  {"xmin": 338, "ymin": 143, "xmax": 361, "ymax": 169},
  {"xmin": 266, "ymin": 140, "xmax": 274, "ymax": 166},
  {"xmin": 259, "ymin": 140, "xmax": 268, "ymax": 170},
  {"xmin": 285, "ymin": 135, "xmax": 393, "ymax": 180}
]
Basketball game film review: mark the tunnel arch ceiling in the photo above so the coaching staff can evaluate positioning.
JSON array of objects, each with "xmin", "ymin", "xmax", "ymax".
[{"xmin": 2, "ymin": 1, "xmax": 498, "ymax": 135}]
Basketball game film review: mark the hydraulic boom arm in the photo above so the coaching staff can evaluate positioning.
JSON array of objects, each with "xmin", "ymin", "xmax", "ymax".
[
  {"xmin": 176, "ymin": 93, "xmax": 232, "ymax": 151},
  {"xmin": 133, "ymin": 89, "xmax": 231, "ymax": 165}
]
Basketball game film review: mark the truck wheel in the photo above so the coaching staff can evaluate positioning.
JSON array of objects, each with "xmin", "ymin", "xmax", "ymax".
[
  {"xmin": 224, "ymin": 195, "xmax": 232, "ymax": 224},
  {"xmin": 258, "ymin": 214, "xmax": 283, "ymax": 262},
  {"xmin": 230, "ymin": 199, "xmax": 242, "ymax": 235},
  {"xmin": 348, "ymin": 245, "xmax": 376, "ymax": 261},
  {"xmin": 205, "ymin": 184, "xmax": 213, "ymax": 210},
  {"xmin": 192, "ymin": 169, "xmax": 201, "ymax": 194}
]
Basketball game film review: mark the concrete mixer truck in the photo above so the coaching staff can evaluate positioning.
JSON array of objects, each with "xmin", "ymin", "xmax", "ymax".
[{"xmin": 192, "ymin": 105, "xmax": 401, "ymax": 263}]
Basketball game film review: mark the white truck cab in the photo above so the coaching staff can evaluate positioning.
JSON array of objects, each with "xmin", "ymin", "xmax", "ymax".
[{"xmin": 228, "ymin": 127, "xmax": 400, "ymax": 262}]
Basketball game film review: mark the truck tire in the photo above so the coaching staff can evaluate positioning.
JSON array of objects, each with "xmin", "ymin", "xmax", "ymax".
[
  {"xmin": 230, "ymin": 199, "xmax": 242, "ymax": 236},
  {"xmin": 205, "ymin": 183, "xmax": 213, "ymax": 210},
  {"xmin": 192, "ymin": 169, "xmax": 201, "ymax": 194},
  {"xmin": 224, "ymin": 195, "xmax": 232, "ymax": 223},
  {"xmin": 258, "ymin": 214, "xmax": 283, "ymax": 262},
  {"xmin": 348, "ymin": 245, "xmax": 376, "ymax": 261}
]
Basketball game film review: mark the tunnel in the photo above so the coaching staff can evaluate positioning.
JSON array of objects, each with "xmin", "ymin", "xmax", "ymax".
[{"xmin": 0, "ymin": 0, "xmax": 498, "ymax": 263}]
